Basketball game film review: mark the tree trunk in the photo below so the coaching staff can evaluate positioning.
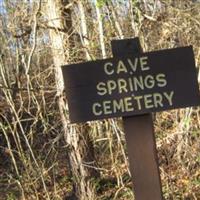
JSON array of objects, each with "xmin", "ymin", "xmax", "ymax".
[
  {"xmin": 95, "ymin": 1, "xmax": 106, "ymax": 58},
  {"xmin": 129, "ymin": 0, "xmax": 139, "ymax": 37},
  {"xmin": 45, "ymin": 1, "xmax": 97, "ymax": 199},
  {"xmin": 106, "ymin": 1, "xmax": 124, "ymax": 39},
  {"xmin": 77, "ymin": 0, "xmax": 91, "ymax": 60}
]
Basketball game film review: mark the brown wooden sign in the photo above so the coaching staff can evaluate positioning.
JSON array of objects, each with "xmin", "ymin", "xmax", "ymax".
[{"xmin": 62, "ymin": 46, "xmax": 200, "ymax": 123}]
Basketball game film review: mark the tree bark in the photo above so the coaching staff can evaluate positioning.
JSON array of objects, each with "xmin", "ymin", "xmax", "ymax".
[
  {"xmin": 45, "ymin": 1, "xmax": 97, "ymax": 199},
  {"xmin": 95, "ymin": 1, "xmax": 106, "ymax": 58},
  {"xmin": 129, "ymin": 0, "xmax": 139, "ymax": 37},
  {"xmin": 77, "ymin": 0, "xmax": 91, "ymax": 60},
  {"xmin": 106, "ymin": 1, "xmax": 124, "ymax": 39}
]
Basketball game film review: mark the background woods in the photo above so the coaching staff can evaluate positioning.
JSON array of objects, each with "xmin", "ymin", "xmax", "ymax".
[{"xmin": 0, "ymin": 0, "xmax": 200, "ymax": 199}]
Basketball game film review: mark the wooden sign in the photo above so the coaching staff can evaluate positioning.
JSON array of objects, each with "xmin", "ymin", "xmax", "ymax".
[
  {"xmin": 62, "ymin": 38, "xmax": 200, "ymax": 200},
  {"xmin": 62, "ymin": 46, "xmax": 200, "ymax": 123}
]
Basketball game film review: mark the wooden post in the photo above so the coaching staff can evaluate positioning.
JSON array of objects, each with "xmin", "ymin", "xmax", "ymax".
[{"xmin": 111, "ymin": 38, "xmax": 163, "ymax": 200}]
